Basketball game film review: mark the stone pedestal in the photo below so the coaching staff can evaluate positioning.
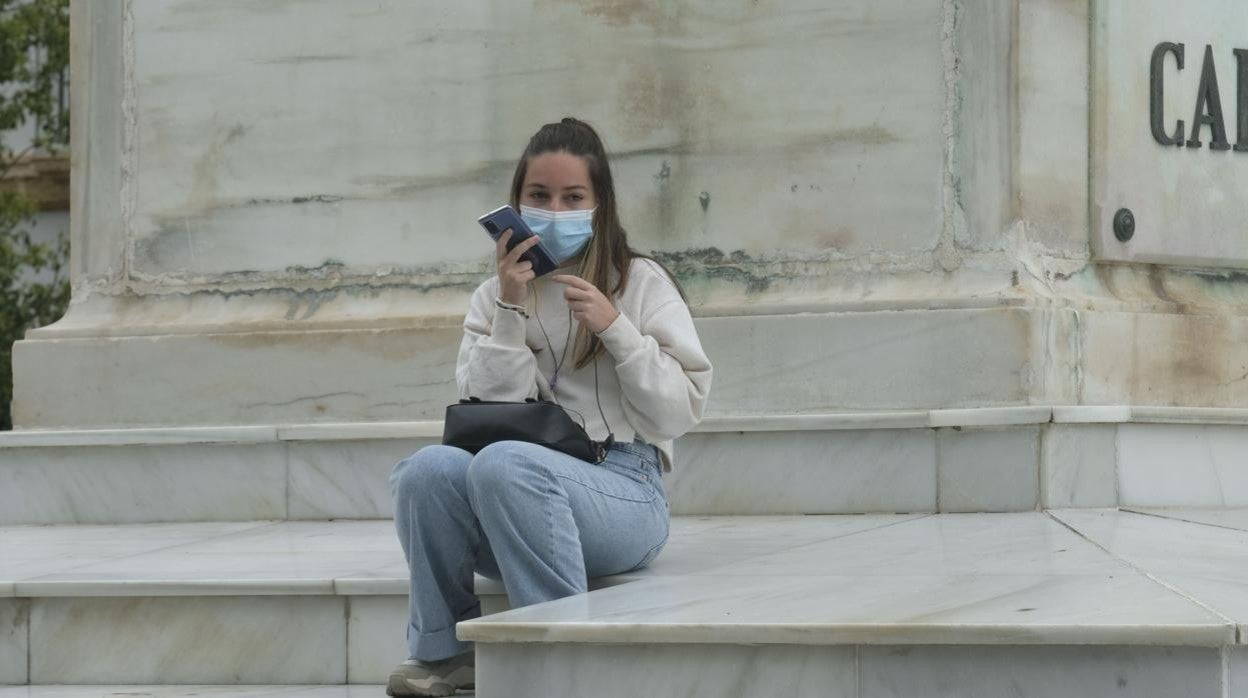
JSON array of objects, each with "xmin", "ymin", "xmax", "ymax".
[
  {"xmin": 8, "ymin": 0, "xmax": 1248, "ymax": 510},
  {"xmin": 5, "ymin": 2, "xmax": 1248, "ymax": 694}
]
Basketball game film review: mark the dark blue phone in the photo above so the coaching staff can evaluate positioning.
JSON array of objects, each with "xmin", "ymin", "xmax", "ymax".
[{"xmin": 477, "ymin": 205, "xmax": 559, "ymax": 277}]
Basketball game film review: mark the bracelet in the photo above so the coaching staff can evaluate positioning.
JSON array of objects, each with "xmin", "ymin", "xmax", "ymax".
[{"xmin": 495, "ymin": 297, "xmax": 529, "ymax": 318}]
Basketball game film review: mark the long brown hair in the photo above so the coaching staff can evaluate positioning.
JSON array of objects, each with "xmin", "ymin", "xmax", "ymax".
[{"xmin": 510, "ymin": 117, "xmax": 685, "ymax": 369}]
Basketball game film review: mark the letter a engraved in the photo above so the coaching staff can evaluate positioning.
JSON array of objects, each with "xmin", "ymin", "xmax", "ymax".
[{"xmin": 1187, "ymin": 44, "xmax": 1231, "ymax": 150}]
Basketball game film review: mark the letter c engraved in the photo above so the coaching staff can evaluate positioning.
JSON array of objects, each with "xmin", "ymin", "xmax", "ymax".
[{"xmin": 1151, "ymin": 42, "xmax": 1186, "ymax": 146}]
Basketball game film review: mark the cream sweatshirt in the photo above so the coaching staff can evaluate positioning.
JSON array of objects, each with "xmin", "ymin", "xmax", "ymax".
[{"xmin": 455, "ymin": 257, "xmax": 713, "ymax": 472}]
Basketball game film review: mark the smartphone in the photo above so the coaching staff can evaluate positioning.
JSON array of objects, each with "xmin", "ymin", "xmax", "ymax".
[{"xmin": 477, "ymin": 205, "xmax": 559, "ymax": 277}]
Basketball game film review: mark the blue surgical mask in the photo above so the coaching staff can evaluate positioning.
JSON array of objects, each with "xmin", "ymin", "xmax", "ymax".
[{"xmin": 520, "ymin": 205, "xmax": 595, "ymax": 263}]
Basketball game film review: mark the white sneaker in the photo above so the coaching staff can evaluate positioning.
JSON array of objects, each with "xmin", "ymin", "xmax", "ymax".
[{"xmin": 386, "ymin": 651, "xmax": 475, "ymax": 697}]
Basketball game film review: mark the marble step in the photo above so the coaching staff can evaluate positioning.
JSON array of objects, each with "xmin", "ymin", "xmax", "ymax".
[
  {"xmin": 461, "ymin": 508, "xmax": 1248, "ymax": 698},
  {"xmin": 0, "ymin": 689, "xmax": 387, "ymax": 698},
  {"xmin": 4, "ymin": 510, "xmax": 1248, "ymax": 693},
  {"xmin": 1, "ymin": 514, "xmax": 910, "ymax": 685},
  {"xmin": 3, "ymin": 407, "xmax": 1248, "ymax": 524}
]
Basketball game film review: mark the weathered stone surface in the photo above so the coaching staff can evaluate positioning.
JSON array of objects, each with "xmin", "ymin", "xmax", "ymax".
[
  {"xmin": 1078, "ymin": 309, "xmax": 1248, "ymax": 408},
  {"xmin": 125, "ymin": 0, "xmax": 945, "ymax": 285},
  {"xmin": 1091, "ymin": 0, "xmax": 1248, "ymax": 268},
  {"xmin": 14, "ymin": 307, "xmax": 1074, "ymax": 429}
]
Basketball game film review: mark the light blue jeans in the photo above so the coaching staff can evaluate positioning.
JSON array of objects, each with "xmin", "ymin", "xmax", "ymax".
[{"xmin": 390, "ymin": 438, "xmax": 670, "ymax": 661}]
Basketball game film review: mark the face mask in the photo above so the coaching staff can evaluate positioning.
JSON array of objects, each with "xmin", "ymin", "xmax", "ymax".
[{"xmin": 520, "ymin": 205, "xmax": 595, "ymax": 263}]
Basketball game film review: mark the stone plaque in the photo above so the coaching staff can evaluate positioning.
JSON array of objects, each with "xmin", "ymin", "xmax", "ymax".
[{"xmin": 1091, "ymin": 0, "xmax": 1248, "ymax": 268}]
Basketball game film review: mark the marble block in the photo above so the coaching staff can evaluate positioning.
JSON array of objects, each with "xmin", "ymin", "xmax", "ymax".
[
  {"xmin": 1078, "ymin": 311, "xmax": 1248, "ymax": 410},
  {"xmin": 0, "ymin": 443, "xmax": 287, "ymax": 524},
  {"xmin": 1040, "ymin": 424, "xmax": 1118, "ymax": 508},
  {"xmin": 858, "ymin": 645, "xmax": 1222, "ymax": 698},
  {"xmin": 703, "ymin": 513, "xmax": 1128, "ymax": 578},
  {"xmin": 459, "ymin": 572, "xmax": 1232, "ymax": 646},
  {"xmin": 666, "ymin": 430, "xmax": 936, "ymax": 515},
  {"xmin": 12, "ymin": 327, "xmax": 463, "ymax": 429},
  {"xmin": 928, "ymin": 406, "xmax": 1052, "ymax": 428},
  {"xmin": 0, "ymin": 521, "xmax": 269, "ymax": 589},
  {"xmin": 0, "ymin": 426, "xmax": 277, "ymax": 448},
  {"xmin": 480, "ymin": 593, "xmax": 510, "ymax": 617},
  {"xmin": 0, "ymin": 600, "xmax": 27, "ymax": 684},
  {"xmin": 1128, "ymin": 508, "xmax": 1248, "ymax": 532},
  {"xmin": 345, "ymin": 596, "xmax": 407, "ymax": 684},
  {"xmin": 1230, "ymin": 647, "xmax": 1248, "ymax": 697},
  {"xmin": 937, "ymin": 427, "xmax": 1040, "ymax": 512},
  {"xmin": 701, "ymin": 309, "xmax": 1059, "ymax": 416},
  {"xmin": 1156, "ymin": 575, "xmax": 1248, "ymax": 644},
  {"xmin": 1016, "ymin": 0, "xmax": 1090, "ymax": 253},
  {"xmin": 1051, "ymin": 509, "xmax": 1248, "ymax": 635},
  {"xmin": 1129, "ymin": 406, "xmax": 1248, "ymax": 426},
  {"xmin": 29, "ymin": 596, "xmax": 347, "ymax": 684},
  {"xmin": 1117, "ymin": 424, "xmax": 1248, "ymax": 507},
  {"xmin": 287, "ymin": 438, "xmax": 436, "ymax": 519},
  {"xmin": 0, "ymin": 688, "xmax": 384, "ymax": 698},
  {"xmin": 640, "ymin": 514, "xmax": 924, "ymax": 578},
  {"xmin": 17, "ymin": 521, "xmax": 405, "ymax": 596},
  {"xmin": 1050, "ymin": 405, "xmax": 1132, "ymax": 423},
  {"xmin": 477, "ymin": 643, "xmax": 856, "ymax": 698}
]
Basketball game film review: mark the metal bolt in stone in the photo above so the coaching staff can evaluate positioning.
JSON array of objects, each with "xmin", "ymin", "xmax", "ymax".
[{"xmin": 1113, "ymin": 208, "xmax": 1135, "ymax": 242}]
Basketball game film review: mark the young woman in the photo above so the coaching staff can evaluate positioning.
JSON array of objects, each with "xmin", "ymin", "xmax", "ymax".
[{"xmin": 387, "ymin": 117, "xmax": 713, "ymax": 697}]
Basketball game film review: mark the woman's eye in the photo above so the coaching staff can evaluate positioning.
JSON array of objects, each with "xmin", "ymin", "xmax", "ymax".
[{"xmin": 529, "ymin": 192, "xmax": 548, "ymax": 201}]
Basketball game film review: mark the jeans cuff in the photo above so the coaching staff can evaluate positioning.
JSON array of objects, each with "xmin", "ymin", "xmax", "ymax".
[{"xmin": 409, "ymin": 623, "xmax": 473, "ymax": 662}]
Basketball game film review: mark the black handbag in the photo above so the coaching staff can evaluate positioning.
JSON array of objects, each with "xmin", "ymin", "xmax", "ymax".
[{"xmin": 442, "ymin": 397, "xmax": 611, "ymax": 463}]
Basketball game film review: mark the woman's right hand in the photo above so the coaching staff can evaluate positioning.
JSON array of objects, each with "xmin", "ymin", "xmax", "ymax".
[{"xmin": 496, "ymin": 229, "xmax": 541, "ymax": 306}]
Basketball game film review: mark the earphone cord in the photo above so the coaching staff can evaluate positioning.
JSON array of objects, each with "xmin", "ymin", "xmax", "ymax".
[
  {"xmin": 532, "ymin": 282, "xmax": 571, "ymax": 397},
  {"xmin": 530, "ymin": 280, "xmax": 614, "ymax": 447},
  {"xmin": 593, "ymin": 353, "xmax": 612, "ymax": 439}
]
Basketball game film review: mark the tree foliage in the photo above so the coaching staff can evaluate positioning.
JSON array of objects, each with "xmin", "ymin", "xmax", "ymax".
[{"xmin": 0, "ymin": 0, "xmax": 69, "ymax": 430}]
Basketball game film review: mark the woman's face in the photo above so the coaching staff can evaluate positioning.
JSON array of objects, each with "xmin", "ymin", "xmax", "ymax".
[{"xmin": 521, "ymin": 151, "xmax": 596, "ymax": 212}]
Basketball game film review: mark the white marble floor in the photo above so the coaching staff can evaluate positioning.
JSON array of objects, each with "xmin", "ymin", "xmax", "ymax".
[{"xmin": 3, "ymin": 509, "xmax": 1248, "ymax": 692}]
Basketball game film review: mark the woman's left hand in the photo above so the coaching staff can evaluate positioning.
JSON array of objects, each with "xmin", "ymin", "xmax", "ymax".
[{"xmin": 551, "ymin": 274, "xmax": 620, "ymax": 334}]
